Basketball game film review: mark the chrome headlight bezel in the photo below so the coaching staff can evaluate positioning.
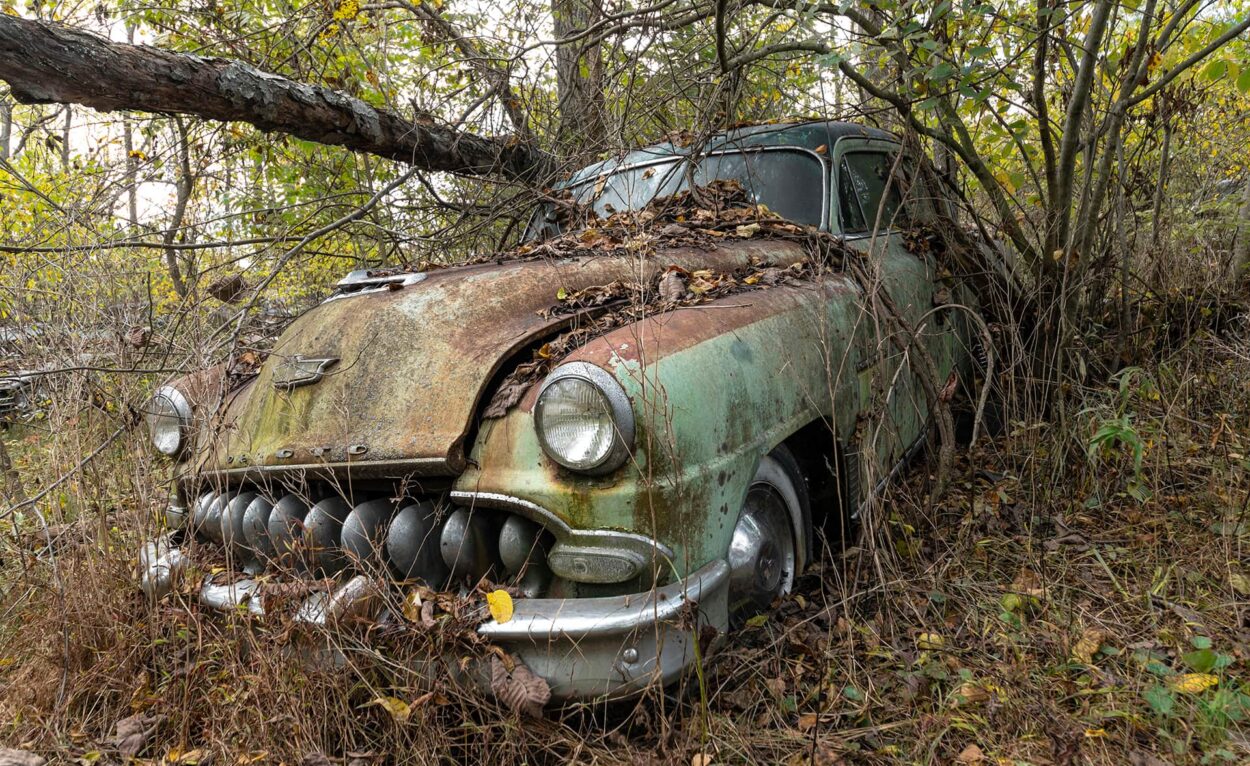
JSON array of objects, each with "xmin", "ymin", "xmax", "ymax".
[
  {"xmin": 534, "ymin": 362, "xmax": 634, "ymax": 475},
  {"xmin": 146, "ymin": 385, "xmax": 192, "ymax": 457}
]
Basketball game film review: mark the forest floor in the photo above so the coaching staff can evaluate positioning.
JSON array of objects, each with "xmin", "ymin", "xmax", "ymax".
[{"xmin": 0, "ymin": 326, "xmax": 1248, "ymax": 765}]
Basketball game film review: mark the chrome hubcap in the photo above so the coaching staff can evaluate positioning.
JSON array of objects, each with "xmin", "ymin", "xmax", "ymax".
[{"xmin": 727, "ymin": 484, "xmax": 795, "ymax": 618}]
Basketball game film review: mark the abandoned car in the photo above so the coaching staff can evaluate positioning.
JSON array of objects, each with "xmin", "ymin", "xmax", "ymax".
[{"xmin": 139, "ymin": 120, "xmax": 980, "ymax": 702}]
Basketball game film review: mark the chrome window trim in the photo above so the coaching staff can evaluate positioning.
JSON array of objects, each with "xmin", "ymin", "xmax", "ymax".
[
  {"xmin": 829, "ymin": 137, "xmax": 907, "ymax": 237},
  {"xmin": 563, "ymin": 145, "xmax": 832, "ymax": 232}
]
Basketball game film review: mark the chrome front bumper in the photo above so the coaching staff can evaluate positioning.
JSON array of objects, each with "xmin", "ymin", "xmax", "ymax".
[{"xmin": 139, "ymin": 538, "xmax": 730, "ymax": 701}]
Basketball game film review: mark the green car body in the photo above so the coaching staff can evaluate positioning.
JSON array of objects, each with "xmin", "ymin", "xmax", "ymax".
[{"xmin": 143, "ymin": 120, "xmax": 977, "ymax": 701}]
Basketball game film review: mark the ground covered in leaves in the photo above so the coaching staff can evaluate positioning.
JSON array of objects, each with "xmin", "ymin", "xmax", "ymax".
[{"xmin": 1, "ymin": 324, "xmax": 1249, "ymax": 765}]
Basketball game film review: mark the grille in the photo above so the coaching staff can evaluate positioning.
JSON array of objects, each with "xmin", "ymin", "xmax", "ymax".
[{"xmin": 187, "ymin": 481, "xmax": 555, "ymax": 597}]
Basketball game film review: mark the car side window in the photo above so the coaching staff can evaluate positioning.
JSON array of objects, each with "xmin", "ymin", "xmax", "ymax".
[{"xmin": 838, "ymin": 151, "xmax": 906, "ymax": 234}]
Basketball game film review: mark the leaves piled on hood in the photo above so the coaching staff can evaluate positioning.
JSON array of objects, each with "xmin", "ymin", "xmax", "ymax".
[{"xmin": 482, "ymin": 258, "xmax": 816, "ymax": 418}]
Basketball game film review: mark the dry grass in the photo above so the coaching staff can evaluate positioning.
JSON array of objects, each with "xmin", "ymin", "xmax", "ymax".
[{"xmin": 1, "ymin": 323, "xmax": 1249, "ymax": 765}]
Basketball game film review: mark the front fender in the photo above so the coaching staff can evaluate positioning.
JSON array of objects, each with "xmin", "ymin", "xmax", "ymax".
[{"xmin": 455, "ymin": 275, "xmax": 866, "ymax": 577}]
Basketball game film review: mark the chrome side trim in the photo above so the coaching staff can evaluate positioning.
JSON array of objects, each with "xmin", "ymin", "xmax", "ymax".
[
  {"xmin": 448, "ymin": 490, "xmax": 674, "ymax": 572},
  {"xmin": 479, "ymin": 559, "xmax": 728, "ymax": 641},
  {"xmin": 323, "ymin": 271, "xmax": 427, "ymax": 303}
]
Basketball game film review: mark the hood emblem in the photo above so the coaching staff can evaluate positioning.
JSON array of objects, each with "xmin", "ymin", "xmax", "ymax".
[{"xmin": 272, "ymin": 355, "xmax": 339, "ymax": 391}]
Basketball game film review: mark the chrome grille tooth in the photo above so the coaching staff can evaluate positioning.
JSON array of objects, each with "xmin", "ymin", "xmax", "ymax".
[
  {"xmin": 241, "ymin": 496, "xmax": 276, "ymax": 561},
  {"xmin": 221, "ymin": 491, "xmax": 258, "ymax": 557},
  {"xmin": 190, "ymin": 491, "xmax": 217, "ymax": 539},
  {"xmin": 304, "ymin": 497, "xmax": 352, "ymax": 575},
  {"xmin": 266, "ymin": 494, "xmax": 311, "ymax": 572},
  {"xmin": 340, "ymin": 499, "xmax": 394, "ymax": 572},
  {"xmin": 200, "ymin": 493, "xmax": 229, "ymax": 544},
  {"xmin": 385, "ymin": 500, "xmax": 448, "ymax": 586},
  {"xmin": 440, "ymin": 508, "xmax": 499, "ymax": 583}
]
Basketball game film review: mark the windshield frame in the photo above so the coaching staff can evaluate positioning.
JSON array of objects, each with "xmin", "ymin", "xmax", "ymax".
[{"xmin": 529, "ymin": 144, "xmax": 832, "ymax": 237}]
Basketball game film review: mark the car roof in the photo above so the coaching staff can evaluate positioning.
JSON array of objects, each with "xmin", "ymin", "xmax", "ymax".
[{"xmin": 563, "ymin": 120, "xmax": 898, "ymax": 187}]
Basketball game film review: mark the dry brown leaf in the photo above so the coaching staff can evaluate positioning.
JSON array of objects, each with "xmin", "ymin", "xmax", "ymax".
[
  {"xmin": 0, "ymin": 750, "xmax": 45, "ymax": 766},
  {"xmin": 490, "ymin": 655, "xmax": 551, "ymax": 717},
  {"xmin": 955, "ymin": 744, "xmax": 985, "ymax": 764},
  {"xmin": 1011, "ymin": 568, "xmax": 1046, "ymax": 598},
  {"xmin": 659, "ymin": 269, "xmax": 687, "ymax": 302},
  {"xmin": 111, "ymin": 713, "xmax": 162, "ymax": 760},
  {"xmin": 797, "ymin": 713, "xmax": 820, "ymax": 732},
  {"xmin": 951, "ymin": 681, "xmax": 991, "ymax": 707},
  {"xmin": 691, "ymin": 755, "xmax": 713, "ymax": 766}
]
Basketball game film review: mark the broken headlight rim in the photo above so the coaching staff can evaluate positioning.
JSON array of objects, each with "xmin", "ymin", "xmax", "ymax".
[
  {"xmin": 534, "ymin": 362, "xmax": 634, "ymax": 475},
  {"xmin": 145, "ymin": 385, "xmax": 191, "ymax": 457}
]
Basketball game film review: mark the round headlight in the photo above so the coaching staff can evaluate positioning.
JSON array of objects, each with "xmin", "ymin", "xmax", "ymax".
[
  {"xmin": 534, "ymin": 362, "xmax": 634, "ymax": 474},
  {"xmin": 145, "ymin": 385, "xmax": 191, "ymax": 457}
]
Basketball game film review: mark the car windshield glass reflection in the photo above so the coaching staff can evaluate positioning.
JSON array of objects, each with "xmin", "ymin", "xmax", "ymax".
[{"xmin": 578, "ymin": 150, "xmax": 823, "ymax": 227}]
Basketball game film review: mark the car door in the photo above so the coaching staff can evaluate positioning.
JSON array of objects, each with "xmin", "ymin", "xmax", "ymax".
[{"xmin": 831, "ymin": 138, "xmax": 939, "ymax": 484}]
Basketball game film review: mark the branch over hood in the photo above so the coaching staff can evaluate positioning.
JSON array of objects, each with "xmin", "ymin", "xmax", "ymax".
[{"xmin": 0, "ymin": 16, "xmax": 548, "ymax": 180}]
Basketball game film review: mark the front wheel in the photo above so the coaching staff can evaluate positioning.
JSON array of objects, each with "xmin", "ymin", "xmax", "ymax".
[{"xmin": 726, "ymin": 447, "xmax": 808, "ymax": 621}]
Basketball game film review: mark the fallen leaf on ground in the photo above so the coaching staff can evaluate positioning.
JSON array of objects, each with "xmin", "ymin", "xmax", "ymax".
[
  {"xmin": 691, "ymin": 755, "xmax": 713, "ymax": 766},
  {"xmin": 916, "ymin": 632, "xmax": 945, "ymax": 650},
  {"xmin": 1230, "ymin": 572, "xmax": 1250, "ymax": 595},
  {"xmin": 1071, "ymin": 628, "xmax": 1104, "ymax": 664},
  {"xmin": 0, "ymin": 750, "xmax": 45, "ymax": 766},
  {"xmin": 111, "ymin": 713, "xmax": 162, "ymax": 760},
  {"xmin": 365, "ymin": 696, "xmax": 412, "ymax": 722},
  {"xmin": 1168, "ymin": 673, "xmax": 1218, "ymax": 694},
  {"xmin": 955, "ymin": 744, "xmax": 985, "ymax": 764},
  {"xmin": 951, "ymin": 681, "xmax": 991, "ymax": 707}
]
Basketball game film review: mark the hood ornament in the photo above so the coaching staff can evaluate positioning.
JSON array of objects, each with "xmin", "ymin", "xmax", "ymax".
[{"xmin": 272, "ymin": 355, "xmax": 339, "ymax": 391}]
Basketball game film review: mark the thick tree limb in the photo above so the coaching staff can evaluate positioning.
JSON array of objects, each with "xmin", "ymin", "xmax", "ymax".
[{"xmin": 0, "ymin": 16, "xmax": 549, "ymax": 180}]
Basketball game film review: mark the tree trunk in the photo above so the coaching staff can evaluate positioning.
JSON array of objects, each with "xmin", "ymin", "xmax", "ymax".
[
  {"xmin": 0, "ymin": 16, "xmax": 547, "ymax": 180},
  {"xmin": 163, "ymin": 118, "xmax": 192, "ymax": 297},
  {"xmin": 552, "ymin": 0, "xmax": 606, "ymax": 161},
  {"xmin": 1234, "ymin": 177, "xmax": 1250, "ymax": 282},
  {"xmin": 0, "ymin": 96, "xmax": 10, "ymax": 160},
  {"xmin": 60, "ymin": 104, "xmax": 70, "ymax": 170}
]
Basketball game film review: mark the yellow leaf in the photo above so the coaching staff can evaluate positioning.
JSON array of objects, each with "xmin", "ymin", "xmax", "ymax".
[
  {"xmin": 487, "ymin": 589, "xmax": 514, "ymax": 623},
  {"xmin": 1230, "ymin": 572, "xmax": 1250, "ymax": 595},
  {"xmin": 168, "ymin": 748, "xmax": 204, "ymax": 764},
  {"xmin": 366, "ymin": 695, "xmax": 412, "ymax": 721},
  {"xmin": 1084, "ymin": 728, "xmax": 1106, "ymax": 738},
  {"xmin": 916, "ymin": 632, "xmax": 945, "ymax": 650},
  {"xmin": 1071, "ymin": 628, "xmax": 1104, "ymax": 664},
  {"xmin": 1168, "ymin": 673, "xmax": 1218, "ymax": 694}
]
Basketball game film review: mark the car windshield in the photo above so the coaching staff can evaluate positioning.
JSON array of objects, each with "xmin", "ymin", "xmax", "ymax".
[{"xmin": 526, "ymin": 148, "xmax": 825, "ymax": 239}]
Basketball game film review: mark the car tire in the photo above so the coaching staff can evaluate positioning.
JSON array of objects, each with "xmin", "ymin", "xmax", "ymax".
[{"xmin": 726, "ymin": 445, "xmax": 809, "ymax": 622}]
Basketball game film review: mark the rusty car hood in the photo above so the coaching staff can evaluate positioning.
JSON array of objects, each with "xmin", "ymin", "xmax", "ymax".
[{"xmin": 193, "ymin": 239, "xmax": 808, "ymax": 479}]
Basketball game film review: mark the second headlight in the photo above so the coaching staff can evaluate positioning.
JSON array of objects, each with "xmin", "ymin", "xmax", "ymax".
[
  {"xmin": 146, "ymin": 385, "xmax": 192, "ymax": 457},
  {"xmin": 534, "ymin": 362, "xmax": 634, "ymax": 474}
]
